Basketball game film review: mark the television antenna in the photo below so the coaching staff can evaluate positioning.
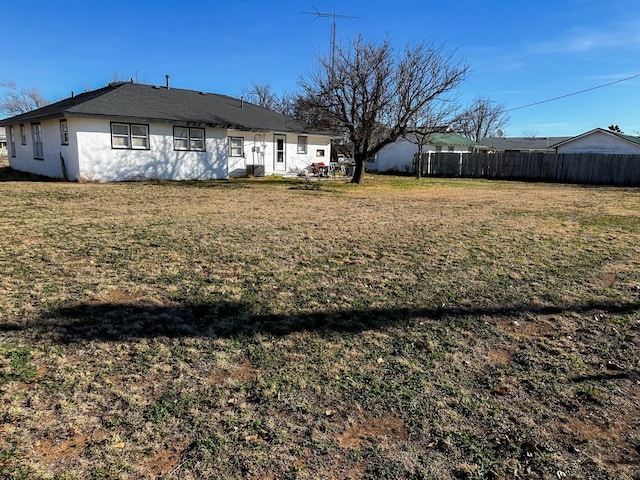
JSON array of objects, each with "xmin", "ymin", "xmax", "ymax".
[{"xmin": 303, "ymin": 4, "xmax": 361, "ymax": 68}]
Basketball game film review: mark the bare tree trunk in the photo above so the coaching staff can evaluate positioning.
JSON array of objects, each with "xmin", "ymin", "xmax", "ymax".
[
  {"xmin": 351, "ymin": 156, "xmax": 366, "ymax": 184},
  {"xmin": 416, "ymin": 144, "xmax": 423, "ymax": 179}
]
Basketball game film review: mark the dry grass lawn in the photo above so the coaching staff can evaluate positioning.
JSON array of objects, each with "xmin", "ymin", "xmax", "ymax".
[{"xmin": 1, "ymin": 165, "xmax": 639, "ymax": 479}]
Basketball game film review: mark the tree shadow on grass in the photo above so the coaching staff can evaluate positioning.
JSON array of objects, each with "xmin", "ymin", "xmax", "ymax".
[{"xmin": 4, "ymin": 298, "xmax": 639, "ymax": 343}]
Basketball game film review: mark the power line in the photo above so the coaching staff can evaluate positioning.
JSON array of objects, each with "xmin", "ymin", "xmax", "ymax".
[{"xmin": 507, "ymin": 73, "xmax": 640, "ymax": 112}]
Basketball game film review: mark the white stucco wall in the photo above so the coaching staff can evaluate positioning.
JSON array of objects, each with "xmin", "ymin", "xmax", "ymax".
[
  {"xmin": 372, "ymin": 139, "xmax": 471, "ymax": 173},
  {"xmin": 372, "ymin": 140, "xmax": 418, "ymax": 173},
  {"xmin": 227, "ymin": 130, "xmax": 332, "ymax": 177},
  {"xmin": 6, "ymin": 119, "xmax": 70, "ymax": 179},
  {"xmin": 75, "ymin": 119, "xmax": 228, "ymax": 182},
  {"xmin": 557, "ymin": 131, "xmax": 640, "ymax": 154},
  {"xmin": 5, "ymin": 117, "xmax": 332, "ymax": 181}
]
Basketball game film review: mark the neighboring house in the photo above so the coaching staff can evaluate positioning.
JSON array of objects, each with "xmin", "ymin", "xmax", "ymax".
[
  {"xmin": 550, "ymin": 128, "xmax": 640, "ymax": 154},
  {"xmin": 481, "ymin": 136, "xmax": 571, "ymax": 153},
  {"xmin": 0, "ymin": 82, "xmax": 333, "ymax": 181},
  {"xmin": 370, "ymin": 132, "xmax": 482, "ymax": 173}
]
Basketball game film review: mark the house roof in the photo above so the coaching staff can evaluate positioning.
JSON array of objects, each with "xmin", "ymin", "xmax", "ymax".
[
  {"xmin": 404, "ymin": 131, "xmax": 481, "ymax": 147},
  {"xmin": 549, "ymin": 128, "xmax": 640, "ymax": 149},
  {"xmin": 426, "ymin": 132, "xmax": 480, "ymax": 147},
  {"xmin": 0, "ymin": 82, "xmax": 329, "ymax": 135},
  {"xmin": 481, "ymin": 136, "xmax": 571, "ymax": 152}
]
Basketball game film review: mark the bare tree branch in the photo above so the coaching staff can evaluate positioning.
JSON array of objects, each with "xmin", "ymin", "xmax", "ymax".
[
  {"xmin": 1, "ymin": 80, "xmax": 50, "ymax": 117},
  {"xmin": 299, "ymin": 36, "xmax": 468, "ymax": 183},
  {"xmin": 240, "ymin": 82, "xmax": 297, "ymax": 116},
  {"xmin": 241, "ymin": 82, "xmax": 278, "ymax": 110},
  {"xmin": 452, "ymin": 97, "xmax": 509, "ymax": 142}
]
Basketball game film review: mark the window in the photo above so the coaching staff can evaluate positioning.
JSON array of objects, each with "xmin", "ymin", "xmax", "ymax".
[
  {"xmin": 20, "ymin": 125, "xmax": 26, "ymax": 145},
  {"xmin": 111, "ymin": 123, "xmax": 149, "ymax": 150},
  {"xmin": 174, "ymin": 127, "xmax": 205, "ymax": 151},
  {"xmin": 189, "ymin": 128, "xmax": 205, "ymax": 151},
  {"xmin": 174, "ymin": 127, "xmax": 188, "ymax": 150},
  {"xmin": 316, "ymin": 149, "xmax": 325, "ymax": 157},
  {"xmin": 9, "ymin": 126, "xmax": 16, "ymax": 157},
  {"xmin": 297, "ymin": 135, "xmax": 307, "ymax": 154},
  {"xmin": 31, "ymin": 124, "xmax": 43, "ymax": 159},
  {"xmin": 435, "ymin": 145, "xmax": 442, "ymax": 152},
  {"xmin": 447, "ymin": 146, "xmax": 455, "ymax": 152},
  {"xmin": 60, "ymin": 120, "xmax": 69, "ymax": 145},
  {"xmin": 131, "ymin": 125, "xmax": 149, "ymax": 149},
  {"xmin": 111, "ymin": 123, "xmax": 130, "ymax": 148},
  {"xmin": 229, "ymin": 137, "xmax": 244, "ymax": 157}
]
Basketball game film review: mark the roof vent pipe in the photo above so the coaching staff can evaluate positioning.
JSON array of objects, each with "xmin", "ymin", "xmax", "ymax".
[
  {"xmin": 240, "ymin": 96, "xmax": 244, "ymax": 108},
  {"xmin": 165, "ymin": 74, "xmax": 170, "ymax": 89}
]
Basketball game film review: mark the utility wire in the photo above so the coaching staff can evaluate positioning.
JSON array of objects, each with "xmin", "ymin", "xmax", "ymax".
[{"xmin": 507, "ymin": 73, "xmax": 640, "ymax": 112}]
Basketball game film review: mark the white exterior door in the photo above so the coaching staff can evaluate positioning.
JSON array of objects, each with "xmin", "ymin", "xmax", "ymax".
[{"xmin": 274, "ymin": 134, "xmax": 286, "ymax": 172}]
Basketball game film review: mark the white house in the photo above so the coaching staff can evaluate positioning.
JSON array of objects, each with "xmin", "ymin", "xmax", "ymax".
[
  {"xmin": 0, "ymin": 82, "xmax": 333, "ymax": 181},
  {"xmin": 369, "ymin": 132, "xmax": 481, "ymax": 173},
  {"xmin": 0, "ymin": 126, "xmax": 7, "ymax": 157},
  {"xmin": 551, "ymin": 128, "xmax": 640, "ymax": 154}
]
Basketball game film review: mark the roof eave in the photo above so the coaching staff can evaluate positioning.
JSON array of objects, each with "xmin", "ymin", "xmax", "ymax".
[{"xmin": 0, "ymin": 112, "xmax": 66, "ymax": 126}]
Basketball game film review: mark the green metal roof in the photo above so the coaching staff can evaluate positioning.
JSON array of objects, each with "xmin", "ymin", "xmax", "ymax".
[{"xmin": 425, "ymin": 132, "xmax": 479, "ymax": 147}]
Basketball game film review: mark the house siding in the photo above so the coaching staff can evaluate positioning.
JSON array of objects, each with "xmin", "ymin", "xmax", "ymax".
[
  {"xmin": 372, "ymin": 139, "xmax": 472, "ymax": 173},
  {"xmin": 4, "ymin": 120, "xmax": 332, "ymax": 182},
  {"xmin": 371, "ymin": 140, "xmax": 418, "ymax": 173},
  {"xmin": 7, "ymin": 118, "xmax": 70, "ymax": 179},
  {"xmin": 557, "ymin": 131, "xmax": 640, "ymax": 154},
  {"xmin": 227, "ymin": 130, "xmax": 331, "ymax": 177},
  {"xmin": 75, "ymin": 119, "xmax": 228, "ymax": 182}
]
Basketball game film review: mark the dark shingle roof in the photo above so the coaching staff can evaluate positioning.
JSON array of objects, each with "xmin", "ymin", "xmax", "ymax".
[
  {"xmin": 0, "ymin": 82, "xmax": 326, "ymax": 135},
  {"xmin": 481, "ymin": 136, "xmax": 571, "ymax": 152},
  {"xmin": 402, "ymin": 131, "xmax": 482, "ymax": 148}
]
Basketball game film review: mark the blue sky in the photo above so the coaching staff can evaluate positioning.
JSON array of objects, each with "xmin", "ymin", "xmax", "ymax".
[{"xmin": 3, "ymin": 0, "xmax": 639, "ymax": 136}]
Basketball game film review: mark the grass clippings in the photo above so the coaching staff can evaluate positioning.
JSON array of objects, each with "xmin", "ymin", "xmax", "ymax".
[{"xmin": 0, "ymin": 170, "xmax": 639, "ymax": 479}]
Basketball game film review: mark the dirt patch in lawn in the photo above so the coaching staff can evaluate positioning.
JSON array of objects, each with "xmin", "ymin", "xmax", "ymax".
[{"xmin": 339, "ymin": 413, "xmax": 408, "ymax": 448}]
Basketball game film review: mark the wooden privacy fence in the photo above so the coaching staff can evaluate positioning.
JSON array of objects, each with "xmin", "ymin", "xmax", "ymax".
[{"xmin": 422, "ymin": 152, "xmax": 640, "ymax": 186}]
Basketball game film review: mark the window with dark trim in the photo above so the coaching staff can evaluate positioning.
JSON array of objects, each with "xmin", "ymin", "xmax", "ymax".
[
  {"xmin": 60, "ymin": 120, "xmax": 69, "ymax": 145},
  {"xmin": 297, "ymin": 135, "xmax": 308, "ymax": 154},
  {"xmin": 316, "ymin": 149, "xmax": 325, "ymax": 157},
  {"xmin": 174, "ymin": 126, "xmax": 205, "ymax": 151},
  {"xmin": 20, "ymin": 125, "xmax": 26, "ymax": 145},
  {"xmin": 9, "ymin": 126, "xmax": 16, "ymax": 157},
  {"xmin": 111, "ymin": 122, "xmax": 149, "ymax": 150},
  {"xmin": 31, "ymin": 123, "xmax": 43, "ymax": 159},
  {"xmin": 229, "ymin": 137, "xmax": 244, "ymax": 157}
]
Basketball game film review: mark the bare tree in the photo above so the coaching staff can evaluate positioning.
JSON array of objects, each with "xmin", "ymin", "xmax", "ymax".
[
  {"xmin": 1, "ymin": 80, "xmax": 50, "ymax": 117},
  {"xmin": 409, "ymin": 128, "xmax": 449, "ymax": 179},
  {"xmin": 242, "ymin": 82, "xmax": 279, "ymax": 110},
  {"xmin": 406, "ymin": 103, "xmax": 458, "ymax": 179},
  {"xmin": 299, "ymin": 36, "xmax": 468, "ymax": 183},
  {"xmin": 452, "ymin": 97, "xmax": 509, "ymax": 142},
  {"xmin": 240, "ymin": 82, "xmax": 297, "ymax": 116}
]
